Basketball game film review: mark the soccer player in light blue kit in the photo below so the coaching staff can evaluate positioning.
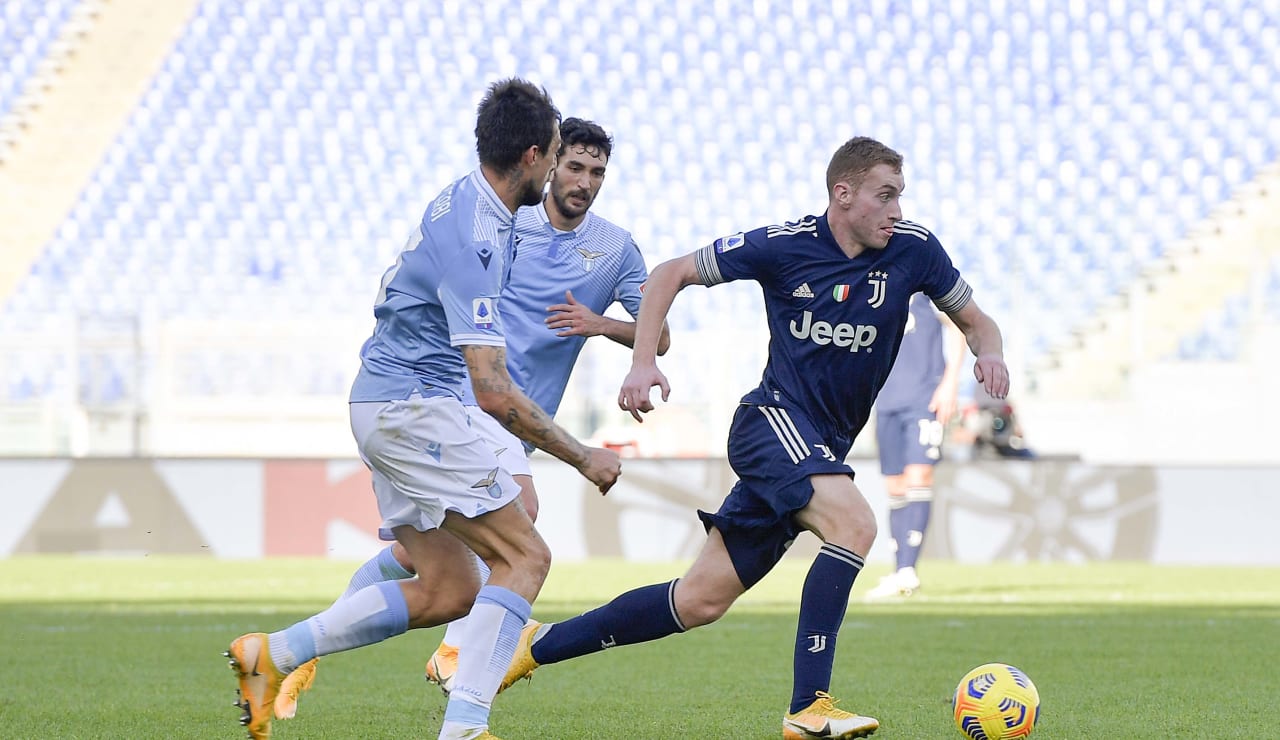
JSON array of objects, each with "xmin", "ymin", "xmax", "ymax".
[
  {"xmin": 864, "ymin": 293, "xmax": 965, "ymax": 600},
  {"xmin": 226, "ymin": 80, "xmax": 621, "ymax": 740},
  {"xmin": 422, "ymin": 116, "xmax": 672, "ymax": 688},
  {"xmin": 500, "ymin": 137, "xmax": 1010, "ymax": 739},
  {"xmin": 272, "ymin": 118, "xmax": 671, "ymax": 715}
]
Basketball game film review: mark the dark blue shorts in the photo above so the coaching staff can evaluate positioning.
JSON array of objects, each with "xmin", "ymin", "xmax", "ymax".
[
  {"xmin": 697, "ymin": 402, "xmax": 853, "ymax": 589},
  {"xmin": 875, "ymin": 403, "xmax": 943, "ymax": 476}
]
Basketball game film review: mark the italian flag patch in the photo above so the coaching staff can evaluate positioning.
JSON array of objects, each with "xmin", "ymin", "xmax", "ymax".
[{"xmin": 832, "ymin": 284, "xmax": 850, "ymax": 302}]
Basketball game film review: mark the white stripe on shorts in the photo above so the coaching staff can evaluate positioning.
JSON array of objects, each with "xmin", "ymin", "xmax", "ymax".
[{"xmin": 758, "ymin": 406, "xmax": 811, "ymax": 464}]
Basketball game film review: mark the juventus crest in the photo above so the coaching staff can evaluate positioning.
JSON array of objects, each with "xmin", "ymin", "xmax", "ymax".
[{"xmin": 866, "ymin": 271, "xmax": 888, "ymax": 308}]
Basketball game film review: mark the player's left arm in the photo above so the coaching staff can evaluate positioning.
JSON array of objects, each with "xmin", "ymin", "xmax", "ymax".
[
  {"xmin": 945, "ymin": 297, "xmax": 1009, "ymax": 400},
  {"xmin": 545, "ymin": 289, "xmax": 672, "ymax": 355},
  {"xmin": 931, "ymin": 311, "xmax": 967, "ymax": 426}
]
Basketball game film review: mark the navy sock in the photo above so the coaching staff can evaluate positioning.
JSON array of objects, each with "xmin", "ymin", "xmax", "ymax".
[
  {"xmin": 531, "ymin": 580, "xmax": 685, "ymax": 665},
  {"xmin": 898, "ymin": 490, "xmax": 933, "ymax": 569},
  {"xmin": 888, "ymin": 499, "xmax": 909, "ymax": 570},
  {"xmin": 790, "ymin": 543, "xmax": 864, "ymax": 714}
]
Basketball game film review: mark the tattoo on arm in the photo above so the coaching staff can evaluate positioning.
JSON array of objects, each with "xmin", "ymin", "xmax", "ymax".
[
  {"xmin": 501, "ymin": 404, "xmax": 587, "ymax": 465},
  {"xmin": 465, "ymin": 346, "xmax": 512, "ymax": 394},
  {"xmin": 464, "ymin": 344, "xmax": 588, "ymax": 467}
]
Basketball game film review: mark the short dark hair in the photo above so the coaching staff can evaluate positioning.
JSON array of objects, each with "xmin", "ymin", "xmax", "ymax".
[
  {"xmin": 825, "ymin": 137, "xmax": 904, "ymax": 195},
  {"xmin": 475, "ymin": 78, "xmax": 561, "ymax": 173},
  {"xmin": 558, "ymin": 117, "xmax": 613, "ymax": 159}
]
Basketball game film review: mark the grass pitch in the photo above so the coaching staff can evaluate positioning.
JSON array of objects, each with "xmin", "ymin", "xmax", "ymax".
[{"xmin": 1, "ymin": 557, "xmax": 1276, "ymax": 739}]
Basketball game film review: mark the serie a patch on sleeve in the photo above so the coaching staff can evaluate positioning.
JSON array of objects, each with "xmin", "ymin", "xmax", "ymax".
[
  {"xmin": 713, "ymin": 233, "xmax": 745, "ymax": 253},
  {"xmin": 472, "ymin": 297, "xmax": 494, "ymax": 329}
]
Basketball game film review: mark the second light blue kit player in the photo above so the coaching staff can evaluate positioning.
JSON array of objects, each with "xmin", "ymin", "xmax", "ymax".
[
  {"xmin": 498, "ymin": 136, "xmax": 1010, "ymax": 740},
  {"xmin": 426, "ymin": 116, "xmax": 671, "ymax": 688}
]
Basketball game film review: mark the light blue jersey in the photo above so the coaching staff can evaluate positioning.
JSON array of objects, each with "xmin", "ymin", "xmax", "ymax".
[
  {"xmin": 350, "ymin": 170, "xmax": 514, "ymax": 403},
  {"xmin": 458, "ymin": 202, "xmax": 648, "ymax": 417}
]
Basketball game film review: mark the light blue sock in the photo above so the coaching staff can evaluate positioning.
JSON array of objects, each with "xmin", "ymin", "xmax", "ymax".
[
  {"xmin": 339, "ymin": 545, "xmax": 414, "ymax": 601},
  {"xmin": 440, "ymin": 585, "xmax": 531, "ymax": 737},
  {"xmin": 269, "ymin": 580, "xmax": 409, "ymax": 672}
]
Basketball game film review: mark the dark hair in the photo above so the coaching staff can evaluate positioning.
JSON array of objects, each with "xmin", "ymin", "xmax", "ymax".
[
  {"xmin": 825, "ymin": 137, "xmax": 904, "ymax": 194},
  {"xmin": 475, "ymin": 78, "xmax": 561, "ymax": 172},
  {"xmin": 558, "ymin": 117, "xmax": 613, "ymax": 159}
]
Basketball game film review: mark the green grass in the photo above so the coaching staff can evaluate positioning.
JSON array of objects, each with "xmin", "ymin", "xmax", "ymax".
[{"xmin": 1, "ymin": 557, "xmax": 1277, "ymax": 739}]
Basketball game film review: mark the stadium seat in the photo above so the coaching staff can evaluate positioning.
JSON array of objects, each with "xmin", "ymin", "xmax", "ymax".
[{"xmin": 3, "ymin": 0, "xmax": 1279, "ymax": 401}]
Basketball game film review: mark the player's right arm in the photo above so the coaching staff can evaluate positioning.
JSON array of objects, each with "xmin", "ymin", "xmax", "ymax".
[
  {"xmin": 465, "ymin": 344, "xmax": 620, "ymax": 493},
  {"xmin": 618, "ymin": 252, "xmax": 703, "ymax": 421}
]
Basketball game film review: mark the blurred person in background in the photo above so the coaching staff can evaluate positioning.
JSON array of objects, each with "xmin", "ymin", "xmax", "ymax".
[
  {"xmin": 863, "ymin": 293, "xmax": 965, "ymax": 600},
  {"xmin": 273, "ymin": 117, "xmax": 671, "ymax": 720},
  {"xmin": 225, "ymin": 79, "xmax": 622, "ymax": 740},
  {"xmin": 959, "ymin": 384, "xmax": 1036, "ymax": 460}
]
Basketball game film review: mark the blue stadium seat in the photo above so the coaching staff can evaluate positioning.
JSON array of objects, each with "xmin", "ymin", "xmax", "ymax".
[
  {"xmin": 0, "ymin": 0, "xmax": 79, "ymax": 118},
  {"xmin": 3, "ymin": 0, "xmax": 1279, "ymax": 399}
]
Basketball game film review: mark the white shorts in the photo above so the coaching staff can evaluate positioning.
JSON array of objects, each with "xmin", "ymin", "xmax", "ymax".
[
  {"xmin": 350, "ymin": 394, "xmax": 526, "ymax": 535},
  {"xmin": 464, "ymin": 405, "xmax": 532, "ymax": 477}
]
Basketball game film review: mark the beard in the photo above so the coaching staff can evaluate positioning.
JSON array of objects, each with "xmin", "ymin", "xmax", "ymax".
[
  {"xmin": 550, "ymin": 187, "xmax": 592, "ymax": 220},
  {"xmin": 519, "ymin": 177, "xmax": 545, "ymax": 207}
]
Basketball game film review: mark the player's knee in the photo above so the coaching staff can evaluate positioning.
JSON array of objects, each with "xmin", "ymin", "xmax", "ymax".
[
  {"xmin": 884, "ymin": 474, "xmax": 908, "ymax": 497},
  {"xmin": 856, "ymin": 506, "xmax": 879, "ymax": 545},
  {"xmin": 675, "ymin": 591, "xmax": 732, "ymax": 628},
  {"xmin": 522, "ymin": 494, "xmax": 540, "ymax": 522},
  {"xmin": 828, "ymin": 500, "xmax": 878, "ymax": 554},
  {"xmin": 803, "ymin": 486, "xmax": 878, "ymax": 552},
  {"xmin": 516, "ymin": 477, "xmax": 540, "ymax": 522},
  {"xmin": 903, "ymin": 465, "xmax": 934, "ymax": 488},
  {"xmin": 493, "ymin": 534, "xmax": 551, "ymax": 595},
  {"xmin": 404, "ymin": 578, "xmax": 476, "ymax": 628},
  {"xmin": 672, "ymin": 572, "xmax": 739, "ymax": 628},
  {"xmin": 522, "ymin": 536, "xmax": 552, "ymax": 582},
  {"xmin": 391, "ymin": 542, "xmax": 416, "ymax": 574},
  {"xmin": 438, "ymin": 589, "xmax": 475, "ymax": 623}
]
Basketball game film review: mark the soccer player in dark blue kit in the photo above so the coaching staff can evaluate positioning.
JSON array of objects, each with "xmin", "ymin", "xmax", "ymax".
[
  {"xmin": 501, "ymin": 137, "xmax": 1010, "ymax": 738},
  {"xmin": 864, "ymin": 293, "xmax": 965, "ymax": 600}
]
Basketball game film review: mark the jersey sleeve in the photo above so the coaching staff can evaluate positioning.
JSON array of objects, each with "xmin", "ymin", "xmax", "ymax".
[
  {"xmin": 693, "ymin": 226, "xmax": 773, "ymax": 286},
  {"xmin": 440, "ymin": 244, "xmax": 506, "ymax": 347},
  {"xmin": 613, "ymin": 238, "xmax": 650, "ymax": 318},
  {"xmin": 918, "ymin": 230, "xmax": 973, "ymax": 314}
]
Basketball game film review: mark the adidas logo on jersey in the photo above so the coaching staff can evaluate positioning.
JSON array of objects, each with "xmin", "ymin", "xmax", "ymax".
[
  {"xmin": 792, "ymin": 283, "xmax": 815, "ymax": 298},
  {"xmin": 789, "ymin": 310, "xmax": 878, "ymax": 352}
]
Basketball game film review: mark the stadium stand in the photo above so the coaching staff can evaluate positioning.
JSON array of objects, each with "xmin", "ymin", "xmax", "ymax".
[
  {"xmin": 0, "ymin": 0, "xmax": 1278, "ymax": 454},
  {"xmin": 0, "ymin": 0, "xmax": 79, "ymax": 120},
  {"xmin": 1176, "ymin": 254, "xmax": 1280, "ymax": 360}
]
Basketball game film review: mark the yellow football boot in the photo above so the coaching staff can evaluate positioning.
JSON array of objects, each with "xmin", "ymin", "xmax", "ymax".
[
  {"xmin": 273, "ymin": 656, "xmax": 318, "ymax": 719},
  {"xmin": 782, "ymin": 691, "xmax": 879, "ymax": 739},
  {"xmin": 225, "ymin": 632, "xmax": 287, "ymax": 740}
]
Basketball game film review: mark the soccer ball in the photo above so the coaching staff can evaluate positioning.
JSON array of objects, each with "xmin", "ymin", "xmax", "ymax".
[{"xmin": 952, "ymin": 662, "xmax": 1040, "ymax": 739}]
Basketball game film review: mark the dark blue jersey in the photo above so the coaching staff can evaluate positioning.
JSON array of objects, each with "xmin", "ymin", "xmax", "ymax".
[
  {"xmin": 876, "ymin": 293, "xmax": 946, "ymax": 412},
  {"xmin": 694, "ymin": 215, "xmax": 970, "ymax": 444}
]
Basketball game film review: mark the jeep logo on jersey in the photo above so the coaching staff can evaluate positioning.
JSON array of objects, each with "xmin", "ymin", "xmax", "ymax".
[{"xmin": 789, "ymin": 311, "xmax": 877, "ymax": 352}]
